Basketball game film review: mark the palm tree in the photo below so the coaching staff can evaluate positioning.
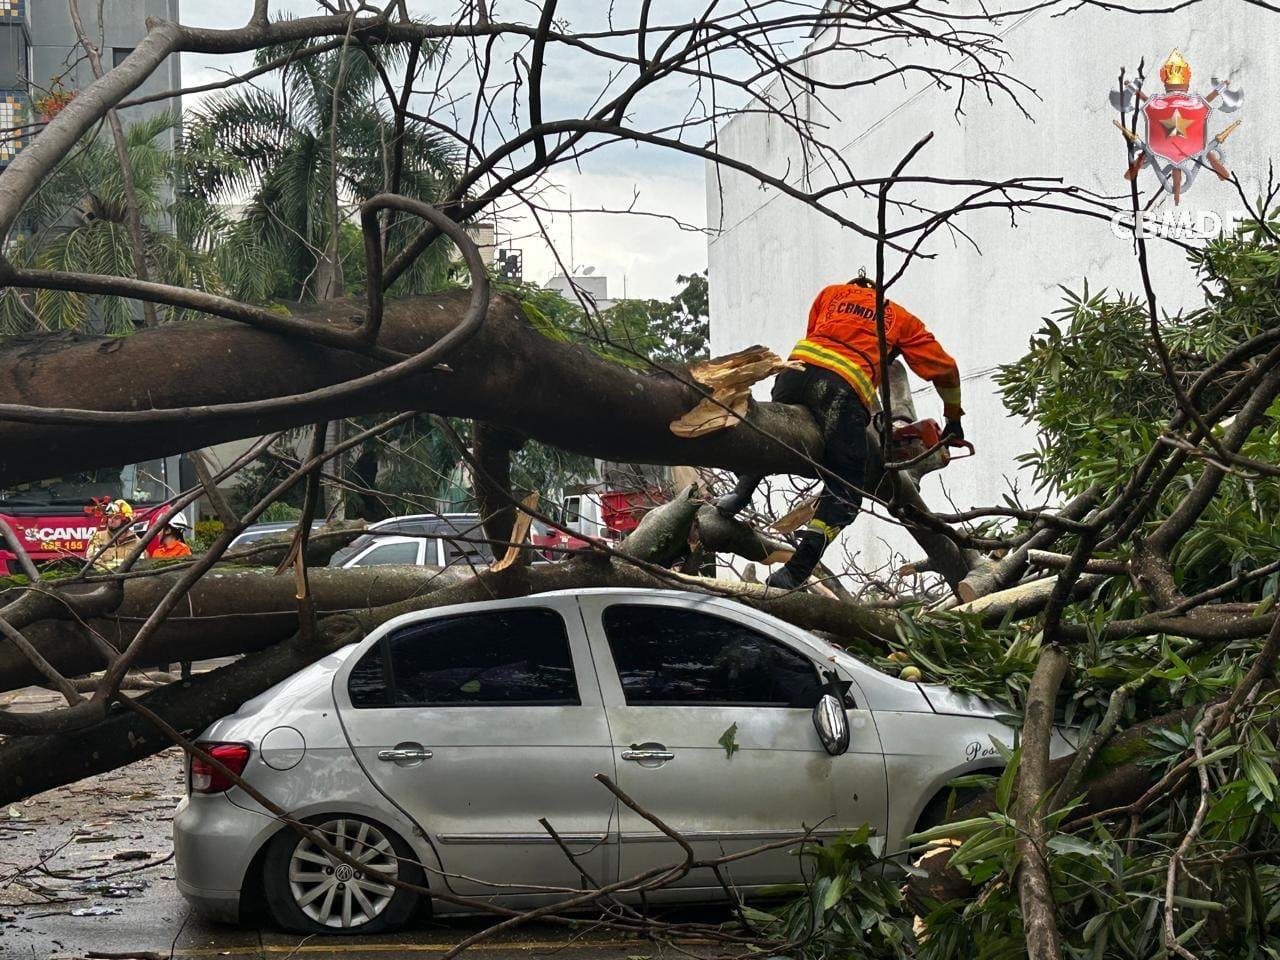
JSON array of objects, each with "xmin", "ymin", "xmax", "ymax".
[
  {"xmin": 183, "ymin": 38, "xmax": 461, "ymax": 305},
  {"xmin": 0, "ymin": 114, "xmax": 223, "ymax": 335}
]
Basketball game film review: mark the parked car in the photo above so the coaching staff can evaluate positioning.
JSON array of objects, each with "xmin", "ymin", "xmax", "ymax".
[
  {"xmin": 334, "ymin": 534, "xmax": 440, "ymax": 568},
  {"xmin": 328, "ymin": 513, "xmax": 493, "ymax": 569},
  {"xmin": 227, "ymin": 521, "xmax": 322, "ymax": 552},
  {"xmin": 173, "ymin": 588, "xmax": 1074, "ymax": 934}
]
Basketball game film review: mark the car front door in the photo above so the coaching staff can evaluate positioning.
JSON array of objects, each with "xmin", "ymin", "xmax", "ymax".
[
  {"xmin": 334, "ymin": 600, "xmax": 617, "ymax": 899},
  {"xmin": 579, "ymin": 595, "xmax": 887, "ymax": 892}
]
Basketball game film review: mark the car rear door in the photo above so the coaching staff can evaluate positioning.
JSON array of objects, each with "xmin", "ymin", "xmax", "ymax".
[
  {"xmin": 334, "ymin": 598, "xmax": 617, "ymax": 899},
  {"xmin": 344, "ymin": 537, "xmax": 426, "ymax": 567},
  {"xmin": 579, "ymin": 594, "xmax": 887, "ymax": 891}
]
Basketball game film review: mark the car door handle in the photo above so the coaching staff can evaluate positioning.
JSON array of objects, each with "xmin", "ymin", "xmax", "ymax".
[
  {"xmin": 622, "ymin": 746, "xmax": 675, "ymax": 763},
  {"xmin": 378, "ymin": 746, "xmax": 432, "ymax": 764}
]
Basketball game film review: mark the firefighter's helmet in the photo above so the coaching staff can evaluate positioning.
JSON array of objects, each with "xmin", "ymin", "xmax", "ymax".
[
  {"xmin": 105, "ymin": 499, "xmax": 134, "ymax": 519},
  {"xmin": 849, "ymin": 267, "xmax": 875, "ymax": 289}
]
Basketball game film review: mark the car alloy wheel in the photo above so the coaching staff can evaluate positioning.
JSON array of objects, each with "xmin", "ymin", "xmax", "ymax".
[{"xmin": 287, "ymin": 818, "xmax": 399, "ymax": 929}]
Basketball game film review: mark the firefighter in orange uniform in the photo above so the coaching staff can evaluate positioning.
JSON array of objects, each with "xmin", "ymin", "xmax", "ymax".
[
  {"xmin": 150, "ymin": 516, "xmax": 194, "ymax": 559},
  {"xmin": 716, "ymin": 274, "xmax": 964, "ymax": 589}
]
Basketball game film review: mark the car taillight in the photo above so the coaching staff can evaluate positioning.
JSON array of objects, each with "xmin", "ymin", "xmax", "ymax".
[{"xmin": 189, "ymin": 742, "xmax": 251, "ymax": 795}]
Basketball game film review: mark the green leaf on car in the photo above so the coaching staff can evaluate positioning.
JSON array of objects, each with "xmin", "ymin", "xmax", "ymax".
[{"xmin": 718, "ymin": 722, "xmax": 740, "ymax": 759}]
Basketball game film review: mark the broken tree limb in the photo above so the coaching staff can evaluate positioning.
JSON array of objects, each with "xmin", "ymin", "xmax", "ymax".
[
  {"xmin": 669, "ymin": 347, "xmax": 802, "ymax": 438},
  {"xmin": 618, "ymin": 484, "xmax": 703, "ymax": 563},
  {"xmin": 905, "ymin": 702, "xmax": 1203, "ymax": 912},
  {"xmin": 693, "ymin": 505, "xmax": 794, "ymax": 564},
  {"xmin": 0, "ymin": 566, "xmax": 457, "ymax": 695},
  {"xmin": 946, "ymin": 574, "xmax": 1108, "ymax": 626},
  {"xmin": 1026, "ymin": 550, "xmax": 1128, "ymax": 575},
  {"xmin": 190, "ymin": 448, "xmax": 241, "ymax": 528},
  {"xmin": 955, "ymin": 484, "xmax": 1104, "ymax": 603},
  {"xmin": 0, "ymin": 612, "xmax": 365, "ymax": 805},
  {"xmin": 472, "ymin": 421, "xmax": 529, "ymax": 547},
  {"xmin": 490, "ymin": 492, "xmax": 539, "ymax": 573}
]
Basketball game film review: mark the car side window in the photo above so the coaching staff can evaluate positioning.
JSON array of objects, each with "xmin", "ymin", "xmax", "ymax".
[
  {"xmin": 441, "ymin": 533, "xmax": 494, "ymax": 566},
  {"xmin": 602, "ymin": 604, "xmax": 820, "ymax": 707},
  {"xmin": 348, "ymin": 609, "xmax": 580, "ymax": 707},
  {"xmin": 353, "ymin": 541, "xmax": 420, "ymax": 566}
]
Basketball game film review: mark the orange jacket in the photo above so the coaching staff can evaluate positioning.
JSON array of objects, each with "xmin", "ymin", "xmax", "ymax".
[
  {"xmin": 150, "ymin": 540, "xmax": 192, "ymax": 559},
  {"xmin": 788, "ymin": 284, "xmax": 963, "ymax": 419}
]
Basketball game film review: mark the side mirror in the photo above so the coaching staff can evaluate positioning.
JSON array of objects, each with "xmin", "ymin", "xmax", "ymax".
[{"xmin": 812, "ymin": 692, "xmax": 850, "ymax": 756}]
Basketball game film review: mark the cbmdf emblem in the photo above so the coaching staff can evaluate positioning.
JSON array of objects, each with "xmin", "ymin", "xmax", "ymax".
[{"xmin": 1109, "ymin": 50, "xmax": 1243, "ymax": 204}]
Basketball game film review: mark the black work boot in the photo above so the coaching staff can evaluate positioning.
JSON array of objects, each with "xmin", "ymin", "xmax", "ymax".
[
  {"xmin": 714, "ymin": 474, "xmax": 763, "ymax": 518},
  {"xmin": 766, "ymin": 529, "xmax": 826, "ymax": 590}
]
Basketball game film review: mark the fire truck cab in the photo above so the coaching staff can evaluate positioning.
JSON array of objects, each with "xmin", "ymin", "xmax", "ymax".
[{"xmin": 0, "ymin": 454, "xmax": 195, "ymax": 575}]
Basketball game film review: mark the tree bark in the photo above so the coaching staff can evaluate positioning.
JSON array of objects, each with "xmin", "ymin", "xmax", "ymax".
[
  {"xmin": 955, "ymin": 485, "xmax": 1103, "ymax": 602},
  {"xmin": 1014, "ymin": 645, "xmax": 1068, "ymax": 960},
  {"xmin": 473, "ymin": 421, "xmax": 527, "ymax": 545}
]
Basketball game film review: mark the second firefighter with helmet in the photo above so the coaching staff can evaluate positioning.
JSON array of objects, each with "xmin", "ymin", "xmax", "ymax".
[{"xmin": 718, "ymin": 273, "xmax": 965, "ymax": 589}]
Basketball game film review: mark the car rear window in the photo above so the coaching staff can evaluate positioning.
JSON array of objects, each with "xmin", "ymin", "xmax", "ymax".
[
  {"xmin": 353, "ymin": 540, "xmax": 420, "ymax": 566},
  {"xmin": 347, "ymin": 608, "xmax": 578, "ymax": 707},
  {"xmin": 378, "ymin": 519, "xmax": 433, "ymax": 536}
]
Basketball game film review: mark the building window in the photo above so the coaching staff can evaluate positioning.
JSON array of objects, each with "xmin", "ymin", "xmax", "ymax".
[
  {"xmin": 0, "ymin": 92, "xmax": 27, "ymax": 167},
  {"xmin": 112, "ymin": 47, "xmax": 134, "ymax": 69},
  {"xmin": 0, "ymin": 0, "xmax": 24, "ymax": 20}
]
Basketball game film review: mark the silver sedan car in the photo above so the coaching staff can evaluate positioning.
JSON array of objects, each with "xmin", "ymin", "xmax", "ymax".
[{"xmin": 174, "ymin": 588, "xmax": 1058, "ymax": 933}]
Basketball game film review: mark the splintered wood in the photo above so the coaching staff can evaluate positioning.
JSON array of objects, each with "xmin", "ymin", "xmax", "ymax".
[
  {"xmin": 489, "ymin": 492, "xmax": 540, "ymax": 573},
  {"xmin": 669, "ymin": 346, "xmax": 802, "ymax": 438}
]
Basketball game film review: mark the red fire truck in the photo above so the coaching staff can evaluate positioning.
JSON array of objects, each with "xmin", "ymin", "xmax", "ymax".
[
  {"xmin": 0, "ymin": 454, "xmax": 193, "ymax": 576},
  {"xmin": 529, "ymin": 462, "xmax": 671, "ymax": 560}
]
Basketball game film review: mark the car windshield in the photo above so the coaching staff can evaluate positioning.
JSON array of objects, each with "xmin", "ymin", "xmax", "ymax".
[{"xmin": 0, "ymin": 459, "xmax": 170, "ymax": 512}]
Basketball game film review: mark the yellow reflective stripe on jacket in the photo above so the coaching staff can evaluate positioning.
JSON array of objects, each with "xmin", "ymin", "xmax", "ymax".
[{"xmin": 789, "ymin": 340, "xmax": 877, "ymax": 408}]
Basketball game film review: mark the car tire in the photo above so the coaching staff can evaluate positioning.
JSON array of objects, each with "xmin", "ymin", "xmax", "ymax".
[
  {"xmin": 914, "ymin": 783, "xmax": 987, "ymax": 835},
  {"xmin": 262, "ymin": 815, "xmax": 423, "ymax": 934}
]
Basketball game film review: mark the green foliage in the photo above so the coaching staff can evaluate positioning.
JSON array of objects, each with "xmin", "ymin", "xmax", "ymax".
[
  {"xmin": 996, "ymin": 235, "xmax": 1280, "ymax": 605},
  {"xmin": 193, "ymin": 519, "xmax": 223, "ymax": 552},
  {"xmin": 906, "ymin": 695, "xmax": 1280, "ymax": 958},
  {"xmin": 183, "ymin": 33, "xmax": 460, "ymax": 304},
  {"xmin": 748, "ymin": 826, "xmax": 912, "ymax": 960},
  {"xmin": 0, "ymin": 116, "xmax": 224, "ymax": 334},
  {"xmin": 498, "ymin": 271, "xmax": 709, "ymax": 368}
]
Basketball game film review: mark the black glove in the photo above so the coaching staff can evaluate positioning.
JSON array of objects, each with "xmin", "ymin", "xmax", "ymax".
[{"xmin": 942, "ymin": 418, "xmax": 965, "ymax": 443}]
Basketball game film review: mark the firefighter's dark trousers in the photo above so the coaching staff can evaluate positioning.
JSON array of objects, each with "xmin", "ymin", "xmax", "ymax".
[{"xmin": 726, "ymin": 363, "xmax": 870, "ymax": 534}]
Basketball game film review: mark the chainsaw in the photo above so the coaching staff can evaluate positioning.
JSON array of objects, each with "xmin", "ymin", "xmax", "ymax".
[{"xmin": 890, "ymin": 417, "xmax": 975, "ymax": 465}]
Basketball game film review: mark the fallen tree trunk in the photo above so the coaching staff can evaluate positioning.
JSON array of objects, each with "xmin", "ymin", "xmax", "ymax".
[
  {"xmin": 0, "ymin": 291, "xmax": 825, "ymax": 488},
  {"xmin": 0, "ymin": 566, "xmax": 458, "ymax": 694}
]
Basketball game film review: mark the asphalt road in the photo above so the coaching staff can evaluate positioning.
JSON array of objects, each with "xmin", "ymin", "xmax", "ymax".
[{"xmin": 0, "ymin": 692, "xmax": 737, "ymax": 960}]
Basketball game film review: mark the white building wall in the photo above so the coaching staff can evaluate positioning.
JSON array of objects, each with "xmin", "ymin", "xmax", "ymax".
[{"xmin": 706, "ymin": 2, "xmax": 1277, "ymax": 573}]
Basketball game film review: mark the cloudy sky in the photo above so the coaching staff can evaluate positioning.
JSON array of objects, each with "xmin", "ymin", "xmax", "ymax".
[{"xmin": 178, "ymin": 2, "xmax": 722, "ymax": 300}]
